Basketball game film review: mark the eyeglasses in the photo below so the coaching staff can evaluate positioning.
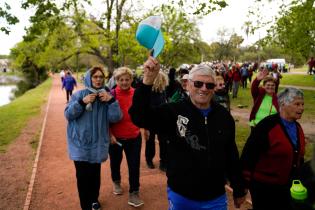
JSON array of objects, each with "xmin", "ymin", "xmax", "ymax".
[
  {"xmin": 217, "ymin": 83, "xmax": 225, "ymax": 87},
  {"xmin": 92, "ymin": 75, "xmax": 104, "ymax": 80},
  {"xmin": 191, "ymin": 80, "xmax": 215, "ymax": 90}
]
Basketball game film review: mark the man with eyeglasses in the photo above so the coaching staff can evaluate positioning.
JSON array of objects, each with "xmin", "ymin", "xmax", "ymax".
[{"xmin": 129, "ymin": 57, "xmax": 247, "ymax": 210}]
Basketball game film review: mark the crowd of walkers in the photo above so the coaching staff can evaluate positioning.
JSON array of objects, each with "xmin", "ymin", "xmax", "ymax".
[{"xmin": 62, "ymin": 57, "xmax": 314, "ymax": 210}]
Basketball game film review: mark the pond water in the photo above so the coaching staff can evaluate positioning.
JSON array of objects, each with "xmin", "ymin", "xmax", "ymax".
[{"xmin": 0, "ymin": 85, "xmax": 16, "ymax": 106}]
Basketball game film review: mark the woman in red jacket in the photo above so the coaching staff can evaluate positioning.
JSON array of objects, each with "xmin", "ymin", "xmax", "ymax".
[
  {"xmin": 231, "ymin": 64, "xmax": 241, "ymax": 98},
  {"xmin": 109, "ymin": 67, "xmax": 144, "ymax": 207},
  {"xmin": 241, "ymin": 87, "xmax": 305, "ymax": 210}
]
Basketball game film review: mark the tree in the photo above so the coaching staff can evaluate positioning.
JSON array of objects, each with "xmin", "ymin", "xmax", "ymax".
[
  {"xmin": 10, "ymin": 39, "xmax": 48, "ymax": 88},
  {"xmin": 160, "ymin": 0, "xmax": 227, "ymax": 16},
  {"xmin": 247, "ymin": 0, "xmax": 315, "ymax": 64},
  {"xmin": 269, "ymin": 0, "xmax": 315, "ymax": 60},
  {"xmin": 211, "ymin": 28, "xmax": 244, "ymax": 61},
  {"xmin": 2, "ymin": 0, "xmax": 230, "ymax": 72},
  {"xmin": 0, "ymin": 2, "xmax": 19, "ymax": 34}
]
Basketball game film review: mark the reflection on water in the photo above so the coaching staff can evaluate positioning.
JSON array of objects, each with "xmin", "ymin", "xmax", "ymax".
[{"xmin": 0, "ymin": 85, "xmax": 16, "ymax": 106}]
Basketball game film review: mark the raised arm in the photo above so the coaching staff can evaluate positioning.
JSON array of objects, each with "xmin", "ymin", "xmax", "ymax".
[
  {"xmin": 142, "ymin": 56, "xmax": 160, "ymax": 85},
  {"xmin": 251, "ymin": 69, "xmax": 268, "ymax": 99},
  {"xmin": 129, "ymin": 56, "xmax": 160, "ymax": 129},
  {"xmin": 129, "ymin": 57, "xmax": 173, "ymax": 133}
]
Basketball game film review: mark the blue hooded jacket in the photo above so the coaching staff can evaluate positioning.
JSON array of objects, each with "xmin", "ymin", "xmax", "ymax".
[
  {"xmin": 62, "ymin": 74, "xmax": 77, "ymax": 91},
  {"xmin": 65, "ymin": 70, "xmax": 122, "ymax": 163}
]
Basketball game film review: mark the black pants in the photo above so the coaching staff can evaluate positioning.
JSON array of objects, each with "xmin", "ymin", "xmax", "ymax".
[
  {"xmin": 109, "ymin": 134, "xmax": 141, "ymax": 193},
  {"xmin": 74, "ymin": 161, "xmax": 101, "ymax": 210},
  {"xmin": 250, "ymin": 180, "xmax": 292, "ymax": 210},
  {"xmin": 66, "ymin": 90, "xmax": 73, "ymax": 102},
  {"xmin": 145, "ymin": 130, "xmax": 167, "ymax": 166},
  {"xmin": 241, "ymin": 76, "xmax": 248, "ymax": 88}
]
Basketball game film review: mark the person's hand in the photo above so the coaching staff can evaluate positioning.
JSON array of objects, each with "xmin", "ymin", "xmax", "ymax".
[
  {"xmin": 98, "ymin": 91, "xmax": 113, "ymax": 102},
  {"xmin": 142, "ymin": 56, "xmax": 160, "ymax": 85},
  {"xmin": 142, "ymin": 129, "xmax": 150, "ymax": 141},
  {"xmin": 82, "ymin": 93, "xmax": 97, "ymax": 104},
  {"xmin": 233, "ymin": 195, "xmax": 246, "ymax": 209},
  {"xmin": 110, "ymin": 135, "xmax": 117, "ymax": 145},
  {"xmin": 256, "ymin": 68, "xmax": 269, "ymax": 80}
]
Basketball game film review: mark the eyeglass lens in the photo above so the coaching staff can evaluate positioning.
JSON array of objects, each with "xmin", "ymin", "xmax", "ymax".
[
  {"xmin": 193, "ymin": 81, "xmax": 215, "ymax": 89},
  {"xmin": 92, "ymin": 75, "xmax": 104, "ymax": 79}
]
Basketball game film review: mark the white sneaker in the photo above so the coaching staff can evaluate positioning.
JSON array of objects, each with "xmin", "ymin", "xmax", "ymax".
[
  {"xmin": 113, "ymin": 182, "xmax": 123, "ymax": 195},
  {"xmin": 128, "ymin": 191, "xmax": 144, "ymax": 207}
]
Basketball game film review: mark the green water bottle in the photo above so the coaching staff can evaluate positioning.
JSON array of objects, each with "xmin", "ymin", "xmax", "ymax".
[{"xmin": 290, "ymin": 180, "xmax": 308, "ymax": 201}]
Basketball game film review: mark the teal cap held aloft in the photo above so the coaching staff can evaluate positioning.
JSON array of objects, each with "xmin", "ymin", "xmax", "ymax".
[{"xmin": 136, "ymin": 16, "xmax": 164, "ymax": 58}]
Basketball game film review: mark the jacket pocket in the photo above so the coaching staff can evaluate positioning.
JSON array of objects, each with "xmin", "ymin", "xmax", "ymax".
[{"xmin": 72, "ymin": 128, "xmax": 96, "ymax": 149}]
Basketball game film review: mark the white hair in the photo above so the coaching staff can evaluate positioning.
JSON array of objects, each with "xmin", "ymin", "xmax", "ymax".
[
  {"xmin": 277, "ymin": 87, "xmax": 304, "ymax": 106},
  {"xmin": 188, "ymin": 64, "xmax": 216, "ymax": 81}
]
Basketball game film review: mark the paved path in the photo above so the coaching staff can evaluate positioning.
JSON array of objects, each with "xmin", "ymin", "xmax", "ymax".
[
  {"xmin": 28, "ymin": 75, "xmax": 169, "ymax": 210},
  {"xmin": 26, "ymin": 75, "xmax": 250, "ymax": 210}
]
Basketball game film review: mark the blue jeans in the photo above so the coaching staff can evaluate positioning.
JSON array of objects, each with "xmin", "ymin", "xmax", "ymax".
[{"xmin": 167, "ymin": 187, "xmax": 227, "ymax": 210}]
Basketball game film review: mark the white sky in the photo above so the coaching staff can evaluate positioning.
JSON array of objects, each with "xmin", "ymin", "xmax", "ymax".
[{"xmin": 0, "ymin": 0, "xmax": 279, "ymax": 55}]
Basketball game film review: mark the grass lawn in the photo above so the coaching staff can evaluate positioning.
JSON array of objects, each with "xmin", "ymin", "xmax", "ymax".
[
  {"xmin": 231, "ymin": 86, "xmax": 315, "ymax": 161},
  {"xmin": 281, "ymin": 74, "xmax": 315, "ymax": 87},
  {"xmin": 291, "ymin": 66, "xmax": 308, "ymax": 73},
  {"xmin": 0, "ymin": 78, "xmax": 52, "ymax": 152}
]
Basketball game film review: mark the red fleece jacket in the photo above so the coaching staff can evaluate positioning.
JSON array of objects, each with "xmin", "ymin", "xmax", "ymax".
[{"xmin": 110, "ymin": 86, "xmax": 140, "ymax": 139}]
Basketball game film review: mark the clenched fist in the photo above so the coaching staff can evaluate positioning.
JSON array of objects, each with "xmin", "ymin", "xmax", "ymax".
[
  {"xmin": 98, "ymin": 91, "xmax": 113, "ymax": 102},
  {"xmin": 143, "ymin": 56, "xmax": 160, "ymax": 85},
  {"xmin": 83, "ymin": 93, "xmax": 97, "ymax": 104}
]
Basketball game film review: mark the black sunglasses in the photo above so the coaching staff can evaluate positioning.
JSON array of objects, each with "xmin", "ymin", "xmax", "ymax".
[{"xmin": 191, "ymin": 80, "xmax": 215, "ymax": 89}]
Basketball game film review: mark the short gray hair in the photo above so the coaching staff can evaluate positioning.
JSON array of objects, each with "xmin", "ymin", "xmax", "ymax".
[
  {"xmin": 188, "ymin": 64, "xmax": 216, "ymax": 80},
  {"xmin": 277, "ymin": 87, "xmax": 304, "ymax": 106}
]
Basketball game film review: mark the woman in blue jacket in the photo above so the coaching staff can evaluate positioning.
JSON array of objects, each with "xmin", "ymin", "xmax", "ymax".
[{"xmin": 65, "ymin": 66, "xmax": 122, "ymax": 210}]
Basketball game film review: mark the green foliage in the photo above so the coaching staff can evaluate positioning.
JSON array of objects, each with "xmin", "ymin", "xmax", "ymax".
[
  {"xmin": 152, "ymin": 6, "xmax": 203, "ymax": 67},
  {"xmin": 10, "ymin": 39, "xmax": 49, "ymax": 88},
  {"xmin": 0, "ymin": 55, "xmax": 9, "ymax": 59},
  {"xmin": 0, "ymin": 2, "xmax": 19, "ymax": 34},
  {"xmin": 118, "ymin": 27, "xmax": 147, "ymax": 68},
  {"xmin": 162, "ymin": 0, "xmax": 227, "ymax": 16},
  {"xmin": 0, "ymin": 78, "xmax": 52, "ymax": 152},
  {"xmin": 270, "ymin": 0, "xmax": 315, "ymax": 59},
  {"xmin": 207, "ymin": 28, "xmax": 245, "ymax": 61},
  {"xmin": 250, "ymin": 0, "xmax": 315, "ymax": 63}
]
